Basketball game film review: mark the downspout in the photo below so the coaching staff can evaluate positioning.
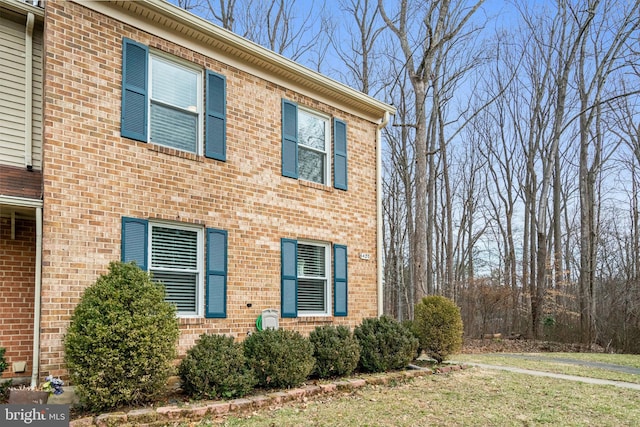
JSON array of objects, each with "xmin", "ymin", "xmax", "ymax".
[
  {"xmin": 376, "ymin": 112, "xmax": 390, "ymax": 317},
  {"xmin": 25, "ymin": 12, "xmax": 35, "ymax": 168},
  {"xmin": 31, "ymin": 206, "xmax": 42, "ymax": 386}
]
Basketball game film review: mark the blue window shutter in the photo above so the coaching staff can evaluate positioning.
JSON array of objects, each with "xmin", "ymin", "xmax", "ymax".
[
  {"xmin": 205, "ymin": 71, "xmax": 226, "ymax": 161},
  {"xmin": 333, "ymin": 244, "xmax": 348, "ymax": 316},
  {"xmin": 282, "ymin": 99, "xmax": 298, "ymax": 178},
  {"xmin": 121, "ymin": 38, "xmax": 148, "ymax": 142},
  {"xmin": 333, "ymin": 118, "xmax": 348, "ymax": 190},
  {"xmin": 206, "ymin": 228, "xmax": 227, "ymax": 318},
  {"xmin": 121, "ymin": 217, "xmax": 148, "ymax": 270},
  {"xmin": 281, "ymin": 238, "xmax": 298, "ymax": 318}
]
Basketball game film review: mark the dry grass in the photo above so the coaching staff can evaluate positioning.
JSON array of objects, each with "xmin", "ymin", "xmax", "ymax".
[
  {"xmin": 180, "ymin": 366, "xmax": 640, "ymax": 426},
  {"xmin": 452, "ymin": 353, "xmax": 640, "ymax": 384}
]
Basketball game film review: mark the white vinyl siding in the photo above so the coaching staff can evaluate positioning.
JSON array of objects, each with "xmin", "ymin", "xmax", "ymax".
[{"xmin": 0, "ymin": 15, "xmax": 43, "ymax": 169}]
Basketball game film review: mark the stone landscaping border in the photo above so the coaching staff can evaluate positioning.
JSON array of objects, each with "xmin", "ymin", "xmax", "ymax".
[{"xmin": 70, "ymin": 364, "xmax": 468, "ymax": 426}]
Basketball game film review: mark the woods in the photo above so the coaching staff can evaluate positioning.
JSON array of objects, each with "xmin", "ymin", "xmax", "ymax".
[{"xmin": 178, "ymin": 0, "xmax": 640, "ymax": 352}]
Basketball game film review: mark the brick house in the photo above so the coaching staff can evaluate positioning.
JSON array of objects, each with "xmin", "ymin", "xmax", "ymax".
[{"xmin": 0, "ymin": 0, "xmax": 394, "ymax": 385}]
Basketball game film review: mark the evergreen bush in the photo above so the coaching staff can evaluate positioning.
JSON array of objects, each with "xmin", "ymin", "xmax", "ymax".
[
  {"xmin": 412, "ymin": 295, "xmax": 463, "ymax": 362},
  {"xmin": 309, "ymin": 325, "xmax": 360, "ymax": 379},
  {"xmin": 243, "ymin": 329, "xmax": 314, "ymax": 389},
  {"xmin": 64, "ymin": 261, "xmax": 180, "ymax": 411},
  {"xmin": 0, "ymin": 347, "xmax": 11, "ymax": 402},
  {"xmin": 354, "ymin": 316, "xmax": 418, "ymax": 373},
  {"xmin": 178, "ymin": 334, "xmax": 256, "ymax": 399}
]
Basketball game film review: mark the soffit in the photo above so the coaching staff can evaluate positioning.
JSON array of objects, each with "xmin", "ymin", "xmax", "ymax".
[{"xmin": 87, "ymin": 0, "xmax": 395, "ymax": 122}]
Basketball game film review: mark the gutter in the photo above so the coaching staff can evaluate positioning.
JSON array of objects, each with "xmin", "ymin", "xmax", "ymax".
[
  {"xmin": 25, "ymin": 12, "xmax": 34, "ymax": 168},
  {"xmin": 376, "ymin": 112, "xmax": 390, "ymax": 317},
  {"xmin": 30, "ymin": 206, "xmax": 42, "ymax": 386}
]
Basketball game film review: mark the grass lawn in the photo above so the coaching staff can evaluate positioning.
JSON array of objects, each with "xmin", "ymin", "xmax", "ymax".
[
  {"xmin": 452, "ymin": 352, "xmax": 640, "ymax": 384},
  {"xmin": 186, "ymin": 368, "xmax": 640, "ymax": 426}
]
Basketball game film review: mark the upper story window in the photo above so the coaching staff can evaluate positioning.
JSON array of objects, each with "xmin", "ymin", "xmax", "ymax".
[
  {"xmin": 149, "ymin": 56, "xmax": 201, "ymax": 153},
  {"xmin": 121, "ymin": 38, "xmax": 226, "ymax": 161},
  {"xmin": 298, "ymin": 110, "xmax": 329, "ymax": 184},
  {"xmin": 282, "ymin": 99, "xmax": 348, "ymax": 190}
]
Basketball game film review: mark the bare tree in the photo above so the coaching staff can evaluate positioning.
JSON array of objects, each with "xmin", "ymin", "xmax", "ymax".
[
  {"xmin": 574, "ymin": 0, "xmax": 640, "ymax": 344},
  {"xmin": 378, "ymin": 0, "xmax": 485, "ymax": 303},
  {"xmin": 331, "ymin": 0, "xmax": 385, "ymax": 94}
]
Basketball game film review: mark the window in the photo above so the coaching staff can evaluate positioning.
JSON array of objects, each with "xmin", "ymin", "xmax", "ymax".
[
  {"xmin": 297, "ymin": 242, "xmax": 329, "ymax": 313},
  {"xmin": 282, "ymin": 99, "xmax": 348, "ymax": 190},
  {"xmin": 298, "ymin": 110, "xmax": 329, "ymax": 184},
  {"xmin": 281, "ymin": 238, "xmax": 348, "ymax": 317},
  {"xmin": 149, "ymin": 223, "xmax": 202, "ymax": 315},
  {"xmin": 121, "ymin": 217, "xmax": 227, "ymax": 318},
  {"xmin": 149, "ymin": 56, "xmax": 201, "ymax": 153},
  {"xmin": 121, "ymin": 38, "xmax": 226, "ymax": 160}
]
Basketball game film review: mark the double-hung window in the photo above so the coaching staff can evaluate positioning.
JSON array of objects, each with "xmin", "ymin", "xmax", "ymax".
[
  {"xmin": 282, "ymin": 99, "xmax": 348, "ymax": 190},
  {"xmin": 297, "ymin": 110, "xmax": 329, "ymax": 184},
  {"xmin": 149, "ymin": 223, "xmax": 202, "ymax": 315},
  {"xmin": 121, "ymin": 38, "xmax": 226, "ymax": 161},
  {"xmin": 281, "ymin": 238, "xmax": 348, "ymax": 318},
  {"xmin": 121, "ymin": 217, "xmax": 228, "ymax": 318},
  {"xmin": 297, "ymin": 242, "xmax": 330, "ymax": 313},
  {"xmin": 149, "ymin": 56, "xmax": 201, "ymax": 153}
]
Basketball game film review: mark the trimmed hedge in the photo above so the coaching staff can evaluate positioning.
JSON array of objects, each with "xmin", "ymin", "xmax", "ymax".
[
  {"xmin": 412, "ymin": 295, "xmax": 463, "ymax": 362},
  {"xmin": 178, "ymin": 334, "xmax": 256, "ymax": 399},
  {"xmin": 309, "ymin": 325, "xmax": 360, "ymax": 379},
  {"xmin": 243, "ymin": 329, "xmax": 314, "ymax": 389},
  {"xmin": 64, "ymin": 261, "xmax": 180, "ymax": 412},
  {"xmin": 354, "ymin": 316, "xmax": 418, "ymax": 373}
]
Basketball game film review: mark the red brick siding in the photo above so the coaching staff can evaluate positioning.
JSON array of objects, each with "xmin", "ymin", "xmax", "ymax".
[
  {"xmin": 0, "ymin": 217, "xmax": 35, "ymax": 379},
  {"xmin": 0, "ymin": 165, "xmax": 42, "ymax": 199},
  {"xmin": 40, "ymin": 1, "xmax": 379, "ymax": 377}
]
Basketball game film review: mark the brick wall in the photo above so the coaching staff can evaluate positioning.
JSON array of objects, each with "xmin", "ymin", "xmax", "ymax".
[
  {"xmin": 0, "ymin": 216, "xmax": 35, "ymax": 379},
  {"xmin": 40, "ymin": 1, "xmax": 379, "ymax": 378}
]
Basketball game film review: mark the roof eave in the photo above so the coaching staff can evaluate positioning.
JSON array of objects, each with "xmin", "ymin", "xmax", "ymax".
[{"xmin": 99, "ymin": 0, "xmax": 395, "ymax": 121}]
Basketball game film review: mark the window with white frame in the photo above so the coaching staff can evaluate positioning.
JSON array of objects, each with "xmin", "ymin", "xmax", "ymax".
[
  {"xmin": 149, "ymin": 56, "xmax": 202, "ymax": 153},
  {"xmin": 297, "ymin": 241, "xmax": 330, "ymax": 314},
  {"xmin": 122, "ymin": 38, "xmax": 227, "ymax": 160},
  {"xmin": 149, "ymin": 223, "xmax": 203, "ymax": 316},
  {"xmin": 298, "ymin": 109, "xmax": 330, "ymax": 185}
]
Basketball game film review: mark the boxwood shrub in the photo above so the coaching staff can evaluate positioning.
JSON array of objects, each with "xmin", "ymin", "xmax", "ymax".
[
  {"xmin": 64, "ymin": 261, "xmax": 179, "ymax": 412},
  {"xmin": 0, "ymin": 347, "xmax": 10, "ymax": 402},
  {"xmin": 178, "ymin": 334, "xmax": 256, "ymax": 399},
  {"xmin": 243, "ymin": 329, "xmax": 314, "ymax": 389},
  {"xmin": 309, "ymin": 325, "xmax": 360, "ymax": 379},
  {"xmin": 354, "ymin": 316, "xmax": 418, "ymax": 373},
  {"xmin": 412, "ymin": 295, "xmax": 463, "ymax": 362}
]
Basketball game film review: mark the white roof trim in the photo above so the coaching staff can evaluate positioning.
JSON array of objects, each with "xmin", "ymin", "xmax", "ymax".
[{"xmin": 73, "ymin": 0, "xmax": 395, "ymax": 122}]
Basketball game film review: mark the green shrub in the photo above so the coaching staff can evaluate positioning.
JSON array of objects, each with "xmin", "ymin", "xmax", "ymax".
[
  {"xmin": 64, "ymin": 261, "xmax": 180, "ymax": 412},
  {"xmin": 412, "ymin": 295, "xmax": 463, "ymax": 363},
  {"xmin": 178, "ymin": 334, "xmax": 256, "ymax": 399},
  {"xmin": 309, "ymin": 325, "xmax": 360, "ymax": 379},
  {"xmin": 354, "ymin": 316, "xmax": 418, "ymax": 373},
  {"xmin": 0, "ymin": 347, "xmax": 11, "ymax": 403},
  {"xmin": 243, "ymin": 329, "xmax": 314, "ymax": 389}
]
